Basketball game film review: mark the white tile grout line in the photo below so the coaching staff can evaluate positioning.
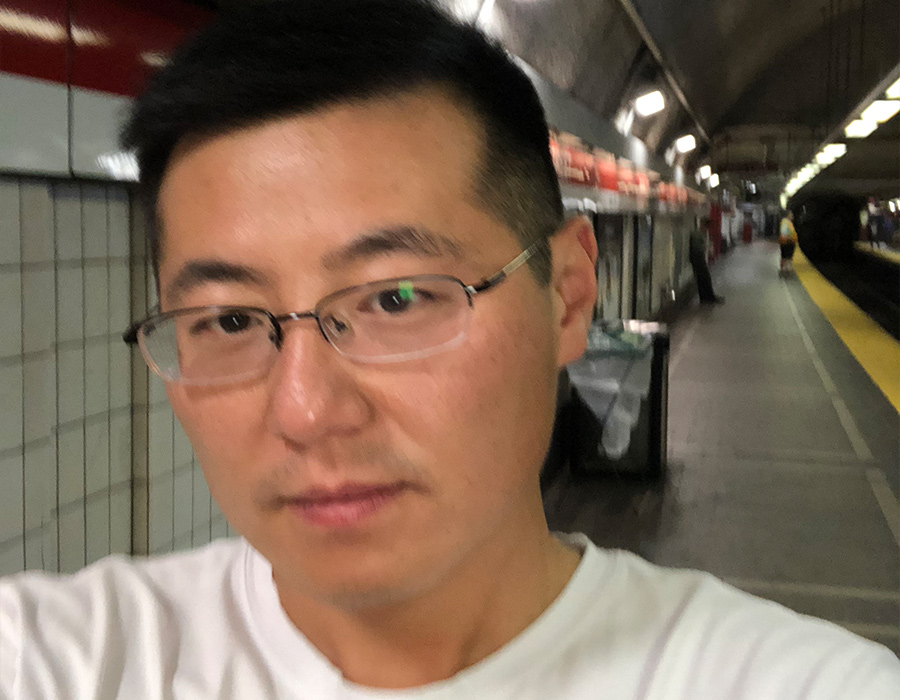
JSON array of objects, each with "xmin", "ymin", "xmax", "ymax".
[
  {"xmin": 866, "ymin": 468, "xmax": 900, "ymax": 548},
  {"xmin": 782, "ymin": 280, "xmax": 873, "ymax": 462},
  {"xmin": 724, "ymin": 576, "xmax": 900, "ymax": 602}
]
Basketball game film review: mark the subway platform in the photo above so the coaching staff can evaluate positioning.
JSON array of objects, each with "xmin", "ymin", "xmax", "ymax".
[{"xmin": 545, "ymin": 241, "xmax": 900, "ymax": 654}]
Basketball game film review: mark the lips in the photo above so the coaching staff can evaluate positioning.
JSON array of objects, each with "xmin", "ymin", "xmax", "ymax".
[{"xmin": 284, "ymin": 482, "xmax": 409, "ymax": 528}]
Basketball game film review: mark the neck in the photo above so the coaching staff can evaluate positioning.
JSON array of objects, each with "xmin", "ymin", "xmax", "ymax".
[{"xmin": 274, "ymin": 521, "xmax": 581, "ymax": 689}]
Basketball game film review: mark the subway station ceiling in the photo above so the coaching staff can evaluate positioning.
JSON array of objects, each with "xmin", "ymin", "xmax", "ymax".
[
  {"xmin": 209, "ymin": 0, "xmax": 899, "ymax": 201},
  {"xmin": 459, "ymin": 0, "xmax": 900, "ymax": 201}
]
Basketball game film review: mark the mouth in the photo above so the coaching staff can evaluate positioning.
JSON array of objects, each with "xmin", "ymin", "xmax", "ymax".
[{"xmin": 282, "ymin": 482, "xmax": 411, "ymax": 528}]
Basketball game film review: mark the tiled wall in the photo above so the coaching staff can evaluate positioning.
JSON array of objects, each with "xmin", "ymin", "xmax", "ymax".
[
  {"xmin": 0, "ymin": 176, "xmax": 231, "ymax": 577},
  {"xmin": 129, "ymin": 205, "xmax": 232, "ymax": 557}
]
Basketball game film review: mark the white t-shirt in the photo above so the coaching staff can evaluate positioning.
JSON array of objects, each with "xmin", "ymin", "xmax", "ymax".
[{"xmin": 1, "ymin": 534, "xmax": 897, "ymax": 699}]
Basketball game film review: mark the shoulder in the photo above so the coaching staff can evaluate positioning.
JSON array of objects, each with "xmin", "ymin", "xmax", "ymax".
[
  {"xmin": 576, "ymin": 543, "xmax": 900, "ymax": 699},
  {"xmin": 1, "ymin": 539, "xmax": 248, "ymax": 698}
]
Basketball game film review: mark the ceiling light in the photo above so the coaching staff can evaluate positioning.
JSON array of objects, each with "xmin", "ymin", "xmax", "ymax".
[
  {"xmin": 822, "ymin": 143, "xmax": 847, "ymax": 158},
  {"xmin": 890, "ymin": 201, "xmax": 897, "ymax": 213},
  {"xmin": 859, "ymin": 100, "xmax": 900, "ymax": 124},
  {"xmin": 675, "ymin": 135, "xmax": 696, "ymax": 153},
  {"xmin": 699, "ymin": 164, "xmax": 712, "ymax": 179},
  {"xmin": 708, "ymin": 173, "xmax": 719, "ymax": 188},
  {"xmin": 815, "ymin": 152, "xmax": 835, "ymax": 165},
  {"xmin": 634, "ymin": 90, "xmax": 665, "ymax": 117},
  {"xmin": 886, "ymin": 77, "xmax": 900, "ymax": 100},
  {"xmin": 844, "ymin": 119, "xmax": 878, "ymax": 138}
]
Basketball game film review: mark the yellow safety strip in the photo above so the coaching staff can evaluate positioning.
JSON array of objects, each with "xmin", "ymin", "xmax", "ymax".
[{"xmin": 794, "ymin": 248, "xmax": 900, "ymax": 413}]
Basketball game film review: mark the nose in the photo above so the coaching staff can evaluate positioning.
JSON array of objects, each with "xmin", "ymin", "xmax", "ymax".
[{"xmin": 264, "ymin": 322, "xmax": 373, "ymax": 448}]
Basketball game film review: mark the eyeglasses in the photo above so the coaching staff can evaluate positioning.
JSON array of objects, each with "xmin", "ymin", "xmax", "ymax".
[{"xmin": 124, "ymin": 242, "xmax": 539, "ymax": 386}]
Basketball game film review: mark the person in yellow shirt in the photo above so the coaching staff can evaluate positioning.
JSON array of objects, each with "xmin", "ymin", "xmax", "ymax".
[{"xmin": 779, "ymin": 210, "xmax": 798, "ymax": 274}]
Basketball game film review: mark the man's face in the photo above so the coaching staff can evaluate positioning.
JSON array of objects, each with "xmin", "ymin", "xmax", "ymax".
[{"xmin": 157, "ymin": 90, "xmax": 580, "ymax": 605}]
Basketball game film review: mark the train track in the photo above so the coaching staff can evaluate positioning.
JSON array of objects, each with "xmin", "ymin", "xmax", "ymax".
[{"xmin": 810, "ymin": 247, "xmax": 900, "ymax": 341}]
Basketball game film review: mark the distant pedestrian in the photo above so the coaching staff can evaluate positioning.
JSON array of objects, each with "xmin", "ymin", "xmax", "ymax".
[
  {"xmin": 689, "ymin": 217, "xmax": 724, "ymax": 304},
  {"xmin": 779, "ymin": 210, "xmax": 798, "ymax": 274}
]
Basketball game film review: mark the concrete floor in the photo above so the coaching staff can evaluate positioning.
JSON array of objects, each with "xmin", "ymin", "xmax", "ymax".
[{"xmin": 545, "ymin": 241, "xmax": 900, "ymax": 654}]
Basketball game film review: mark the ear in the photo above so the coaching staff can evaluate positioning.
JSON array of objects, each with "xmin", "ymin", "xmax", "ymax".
[{"xmin": 549, "ymin": 215, "xmax": 598, "ymax": 367}]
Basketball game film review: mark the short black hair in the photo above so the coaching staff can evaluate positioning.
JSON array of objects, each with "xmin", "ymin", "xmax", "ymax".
[{"xmin": 122, "ymin": 0, "xmax": 562, "ymax": 283}]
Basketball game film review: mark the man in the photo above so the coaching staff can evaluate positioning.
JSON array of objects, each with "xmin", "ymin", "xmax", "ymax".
[
  {"xmin": 1, "ymin": 2, "xmax": 897, "ymax": 697},
  {"xmin": 688, "ymin": 216, "xmax": 725, "ymax": 304},
  {"xmin": 779, "ymin": 209, "xmax": 799, "ymax": 274}
]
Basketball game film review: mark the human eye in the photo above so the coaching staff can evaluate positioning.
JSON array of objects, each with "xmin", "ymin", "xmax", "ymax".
[
  {"xmin": 359, "ymin": 281, "xmax": 439, "ymax": 316},
  {"xmin": 189, "ymin": 309, "xmax": 264, "ymax": 337}
]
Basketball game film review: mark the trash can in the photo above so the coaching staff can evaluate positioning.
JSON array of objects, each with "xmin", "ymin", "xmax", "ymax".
[{"xmin": 563, "ymin": 320, "xmax": 669, "ymax": 478}]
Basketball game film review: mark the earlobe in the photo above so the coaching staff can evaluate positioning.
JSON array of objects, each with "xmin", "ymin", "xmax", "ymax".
[{"xmin": 549, "ymin": 216, "xmax": 598, "ymax": 367}]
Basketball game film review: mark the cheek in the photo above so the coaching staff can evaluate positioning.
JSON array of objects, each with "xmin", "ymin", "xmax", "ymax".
[{"xmin": 166, "ymin": 385, "xmax": 268, "ymax": 501}]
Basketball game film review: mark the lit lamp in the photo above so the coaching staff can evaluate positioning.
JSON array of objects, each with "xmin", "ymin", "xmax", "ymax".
[
  {"xmin": 634, "ymin": 90, "xmax": 665, "ymax": 117},
  {"xmin": 698, "ymin": 164, "xmax": 712, "ymax": 180},
  {"xmin": 845, "ymin": 120, "xmax": 878, "ymax": 138},
  {"xmin": 675, "ymin": 134, "xmax": 696, "ymax": 154},
  {"xmin": 708, "ymin": 173, "xmax": 719, "ymax": 188}
]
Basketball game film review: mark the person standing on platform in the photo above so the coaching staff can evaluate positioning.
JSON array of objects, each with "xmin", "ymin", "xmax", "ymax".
[
  {"xmin": 779, "ymin": 209, "xmax": 798, "ymax": 274},
  {"xmin": 2, "ymin": 2, "xmax": 898, "ymax": 698},
  {"xmin": 689, "ymin": 216, "xmax": 725, "ymax": 304}
]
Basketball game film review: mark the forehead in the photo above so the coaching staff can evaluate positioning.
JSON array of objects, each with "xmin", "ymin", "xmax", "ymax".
[{"xmin": 156, "ymin": 89, "xmax": 500, "ymax": 272}]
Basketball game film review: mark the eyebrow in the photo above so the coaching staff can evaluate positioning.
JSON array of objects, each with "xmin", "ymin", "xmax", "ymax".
[
  {"xmin": 165, "ymin": 260, "xmax": 270, "ymax": 305},
  {"xmin": 320, "ymin": 226, "xmax": 464, "ymax": 270}
]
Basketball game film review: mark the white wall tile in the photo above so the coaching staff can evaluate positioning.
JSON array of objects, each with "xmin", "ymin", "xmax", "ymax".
[
  {"xmin": 56, "ymin": 267, "xmax": 84, "ymax": 345},
  {"xmin": 0, "ymin": 362, "xmax": 23, "ymax": 452},
  {"xmin": 22, "ymin": 355, "xmax": 54, "ymax": 444},
  {"xmin": 149, "ymin": 373, "xmax": 167, "ymax": 405},
  {"xmin": 191, "ymin": 463, "xmax": 211, "ymax": 548},
  {"xmin": 53, "ymin": 183, "xmax": 83, "ymax": 263},
  {"xmin": 19, "ymin": 182, "xmax": 54, "ymax": 265},
  {"xmin": 109, "ymin": 263, "xmax": 130, "ymax": 337},
  {"xmin": 109, "ymin": 487, "xmax": 131, "ymax": 555},
  {"xmin": 109, "ymin": 412, "xmax": 131, "ymax": 484},
  {"xmin": 0, "ymin": 540, "xmax": 24, "ymax": 577},
  {"xmin": 57, "ymin": 427, "xmax": 84, "ymax": 506},
  {"xmin": 42, "ymin": 519, "xmax": 58, "ymax": 572},
  {"xmin": 84, "ymin": 420, "xmax": 109, "ymax": 496},
  {"xmin": 85, "ymin": 497, "xmax": 108, "ymax": 565},
  {"xmin": 211, "ymin": 511, "xmax": 228, "ymax": 540},
  {"xmin": 107, "ymin": 189, "xmax": 130, "ymax": 259},
  {"xmin": 24, "ymin": 531, "xmax": 43, "ymax": 571},
  {"xmin": 0, "ymin": 454, "xmax": 24, "ymax": 543},
  {"xmin": 84, "ymin": 343, "xmax": 109, "ymax": 417},
  {"xmin": 83, "ymin": 265, "xmax": 109, "ymax": 339},
  {"xmin": 22, "ymin": 269, "xmax": 55, "ymax": 354},
  {"xmin": 58, "ymin": 506, "xmax": 85, "ymax": 574},
  {"xmin": 109, "ymin": 343, "xmax": 131, "ymax": 410},
  {"xmin": 148, "ymin": 472, "xmax": 173, "ymax": 554},
  {"xmin": 56, "ymin": 347, "xmax": 84, "ymax": 426},
  {"xmin": 23, "ymin": 442, "xmax": 53, "ymax": 532},
  {"xmin": 0, "ymin": 271, "xmax": 22, "ymax": 358},
  {"xmin": 81, "ymin": 185, "xmax": 108, "ymax": 259},
  {"xmin": 173, "ymin": 421, "xmax": 193, "ymax": 470},
  {"xmin": 148, "ymin": 406, "xmax": 174, "ymax": 478},
  {"xmin": 0, "ymin": 179, "xmax": 20, "ymax": 265},
  {"xmin": 173, "ymin": 467, "xmax": 194, "ymax": 542}
]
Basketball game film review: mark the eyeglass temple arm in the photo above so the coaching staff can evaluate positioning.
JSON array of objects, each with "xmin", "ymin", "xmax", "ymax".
[
  {"xmin": 123, "ymin": 305, "xmax": 161, "ymax": 345},
  {"xmin": 468, "ymin": 242, "xmax": 538, "ymax": 294}
]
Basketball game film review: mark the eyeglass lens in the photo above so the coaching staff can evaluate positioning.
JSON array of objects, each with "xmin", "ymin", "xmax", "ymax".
[{"xmin": 138, "ymin": 276, "xmax": 472, "ymax": 384}]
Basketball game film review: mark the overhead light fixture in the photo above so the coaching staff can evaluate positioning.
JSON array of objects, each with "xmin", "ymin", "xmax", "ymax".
[
  {"xmin": 698, "ymin": 164, "xmax": 712, "ymax": 180},
  {"xmin": 822, "ymin": 143, "xmax": 847, "ymax": 159},
  {"xmin": 634, "ymin": 90, "xmax": 665, "ymax": 117},
  {"xmin": 886, "ymin": 77, "xmax": 900, "ymax": 100},
  {"xmin": 859, "ymin": 100, "xmax": 900, "ymax": 124},
  {"xmin": 845, "ymin": 119, "xmax": 878, "ymax": 138},
  {"xmin": 675, "ymin": 135, "xmax": 696, "ymax": 154},
  {"xmin": 890, "ymin": 200, "xmax": 897, "ymax": 213},
  {"xmin": 708, "ymin": 173, "xmax": 719, "ymax": 188}
]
